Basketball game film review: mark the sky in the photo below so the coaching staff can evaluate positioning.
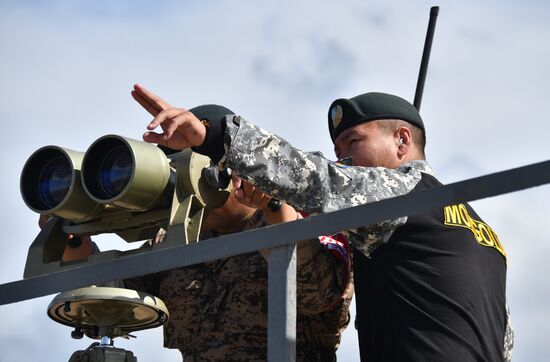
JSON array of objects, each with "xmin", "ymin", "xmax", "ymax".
[{"xmin": 0, "ymin": 0, "xmax": 549, "ymax": 361}]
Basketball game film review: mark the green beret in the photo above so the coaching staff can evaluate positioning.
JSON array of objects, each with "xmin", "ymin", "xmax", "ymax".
[{"xmin": 327, "ymin": 92, "xmax": 424, "ymax": 143}]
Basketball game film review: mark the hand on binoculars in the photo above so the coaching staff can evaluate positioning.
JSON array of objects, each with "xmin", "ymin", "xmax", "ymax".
[
  {"xmin": 37, "ymin": 215, "xmax": 94, "ymax": 261},
  {"xmin": 133, "ymin": 84, "xmax": 206, "ymax": 150},
  {"xmin": 232, "ymin": 176, "xmax": 300, "ymax": 224},
  {"xmin": 38, "ymin": 214, "xmax": 51, "ymax": 230},
  {"xmin": 232, "ymin": 175, "xmax": 271, "ymax": 210}
]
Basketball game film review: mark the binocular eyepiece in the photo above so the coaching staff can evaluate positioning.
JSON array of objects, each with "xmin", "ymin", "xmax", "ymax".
[
  {"xmin": 21, "ymin": 146, "xmax": 104, "ymax": 222},
  {"xmin": 21, "ymin": 135, "xmax": 228, "ymax": 225}
]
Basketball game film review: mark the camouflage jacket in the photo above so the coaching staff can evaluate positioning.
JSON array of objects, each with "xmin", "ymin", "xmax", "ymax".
[
  {"xmin": 219, "ymin": 116, "xmax": 513, "ymax": 361},
  {"xmin": 223, "ymin": 116, "xmax": 431, "ymax": 257},
  {"xmin": 124, "ymin": 210, "xmax": 352, "ymax": 362}
]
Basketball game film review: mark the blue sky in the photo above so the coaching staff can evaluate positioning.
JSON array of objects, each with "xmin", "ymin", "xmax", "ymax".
[{"xmin": 1, "ymin": 1, "xmax": 549, "ymax": 361}]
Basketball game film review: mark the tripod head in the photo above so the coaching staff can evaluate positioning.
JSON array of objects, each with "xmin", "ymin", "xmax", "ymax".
[{"xmin": 48, "ymin": 286, "xmax": 169, "ymax": 362}]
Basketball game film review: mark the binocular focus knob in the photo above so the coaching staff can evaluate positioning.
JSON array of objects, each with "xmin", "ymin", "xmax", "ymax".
[
  {"xmin": 71, "ymin": 327, "xmax": 84, "ymax": 339},
  {"xmin": 202, "ymin": 167, "xmax": 232, "ymax": 189}
]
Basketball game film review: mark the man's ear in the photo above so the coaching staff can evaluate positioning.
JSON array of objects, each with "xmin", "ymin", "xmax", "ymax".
[{"xmin": 395, "ymin": 127, "xmax": 412, "ymax": 158}]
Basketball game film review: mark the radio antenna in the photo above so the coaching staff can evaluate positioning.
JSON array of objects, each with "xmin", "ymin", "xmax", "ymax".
[{"xmin": 413, "ymin": 6, "xmax": 439, "ymax": 111}]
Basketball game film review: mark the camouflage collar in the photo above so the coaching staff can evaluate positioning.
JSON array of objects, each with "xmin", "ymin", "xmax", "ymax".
[{"xmin": 398, "ymin": 160, "xmax": 435, "ymax": 176}]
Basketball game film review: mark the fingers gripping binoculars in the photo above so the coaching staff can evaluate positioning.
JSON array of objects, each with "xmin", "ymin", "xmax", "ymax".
[{"xmin": 21, "ymin": 135, "xmax": 231, "ymax": 278}]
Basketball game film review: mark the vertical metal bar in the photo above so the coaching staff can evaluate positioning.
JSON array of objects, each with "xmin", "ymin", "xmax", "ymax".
[{"xmin": 267, "ymin": 243, "xmax": 297, "ymax": 362}]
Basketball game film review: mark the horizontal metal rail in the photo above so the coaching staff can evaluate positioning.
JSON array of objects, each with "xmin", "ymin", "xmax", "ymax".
[{"xmin": 0, "ymin": 160, "xmax": 549, "ymax": 305}]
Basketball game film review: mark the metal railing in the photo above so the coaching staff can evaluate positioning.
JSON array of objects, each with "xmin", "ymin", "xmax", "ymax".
[{"xmin": 0, "ymin": 159, "xmax": 549, "ymax": 361}]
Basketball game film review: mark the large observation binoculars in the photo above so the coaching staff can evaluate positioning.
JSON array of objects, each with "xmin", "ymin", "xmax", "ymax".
[{"xmin": 21, "ymin": 135, "xmax": 231, "ymax": 278}]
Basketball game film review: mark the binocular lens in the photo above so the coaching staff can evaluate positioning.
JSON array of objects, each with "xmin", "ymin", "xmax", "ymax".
[
  {"xmin": 82, "ymin": 135, "xmax": 171, "ymax": 210},
  {"xmin": 20, "ymin": 146, "xmax": 103, "ymax": 220},
  {"xmin": 99, "ymin": 146, "xmax": 133, "ymax": 199},
  {"xmin": 38, "ymin": 156, "xmax": 72, "ymax": 209}
]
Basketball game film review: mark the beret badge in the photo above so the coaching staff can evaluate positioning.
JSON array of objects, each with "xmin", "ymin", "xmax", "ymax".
[{"xmin": 331, "ymin": 105, "xmax": 343, "ymax": 130}]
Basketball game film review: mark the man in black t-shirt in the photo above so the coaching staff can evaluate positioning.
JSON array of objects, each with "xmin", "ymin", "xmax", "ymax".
[{"xmin": 136, "ymin": 84, "xmax": 513, "ymax": 361}]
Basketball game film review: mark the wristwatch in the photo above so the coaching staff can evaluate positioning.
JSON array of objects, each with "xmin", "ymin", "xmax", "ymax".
[{"xmin": 267, "ymin": 198, "xmax": 282, "ymax": 212}]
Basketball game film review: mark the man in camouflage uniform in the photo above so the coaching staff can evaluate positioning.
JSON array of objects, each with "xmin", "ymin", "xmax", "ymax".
[
  {"xmin": 49, "ymin": 102, "xmax": 352, "ymax": 361},
  {"xmin": 137, "ymin": 84, "xmax": 513, "ymax": 361},
  {"xmin": 123, "ymin": 201, "xmax": 352, "ymax": 361},
  {"xmin": 50, "ymin": 189, "xmax": 352, "ymax": 362},
  {"xmin": 125, "ymin": 101, "xmax": 353, "ymax": 361}
]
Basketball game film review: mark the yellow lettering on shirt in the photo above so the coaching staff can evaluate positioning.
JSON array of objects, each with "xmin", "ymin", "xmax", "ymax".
[{"xmin": 443, "ymin": 204, "xmax": 506, "ymax": 259}]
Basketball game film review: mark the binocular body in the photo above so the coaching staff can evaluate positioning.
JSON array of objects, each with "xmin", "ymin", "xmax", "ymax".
[
  {"xmin": 21, "ymin": 134, "xmax": 230, "ymax": 226},
  {"xmin": 21, "ymin": 135, "xmax": 231, "ymax": 278}
]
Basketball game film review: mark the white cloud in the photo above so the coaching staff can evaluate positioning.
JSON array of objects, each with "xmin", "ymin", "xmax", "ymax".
[{"xmin": 0, "ymin": 0, "xmax": 549, "ymax": 361}]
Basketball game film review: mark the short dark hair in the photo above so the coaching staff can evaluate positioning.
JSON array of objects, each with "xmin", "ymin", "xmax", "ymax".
[{"xmin": 376, "ymin": 119, "xmax": 426, "ymax": 157}]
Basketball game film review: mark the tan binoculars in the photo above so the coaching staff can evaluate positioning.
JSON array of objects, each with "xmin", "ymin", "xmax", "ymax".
[{"xmin": 21, "ymin": 135, "xmax": 231, "ymax": 278}]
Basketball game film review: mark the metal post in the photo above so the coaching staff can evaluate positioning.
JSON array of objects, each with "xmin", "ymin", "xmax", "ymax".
[{"xmin": 267, "ymin": 243, "xmax": 297, "ymax": 362}]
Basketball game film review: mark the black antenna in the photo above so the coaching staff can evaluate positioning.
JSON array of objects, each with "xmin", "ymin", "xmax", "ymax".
[{"xmin": 414, "ymin": 6, "xmax": 439, "ymax": 111}]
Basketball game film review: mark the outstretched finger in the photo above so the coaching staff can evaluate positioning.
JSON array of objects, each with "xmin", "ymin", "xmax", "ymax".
[
  {"xmin": 132, "ymin": 90, "xmax": 162, "ymax": 117},
  {"xmin": 148, "ymin": 108, "xmax": 185, "ymax": 130},
  {"xmin": 134, "ymin": 84, "xmax": 173, "ymax": 112}
]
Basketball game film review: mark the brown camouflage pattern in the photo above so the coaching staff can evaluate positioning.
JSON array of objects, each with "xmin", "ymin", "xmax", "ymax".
[{"xmin": 124, "ymin": 210, "xmax": 352, "ymax": 361}]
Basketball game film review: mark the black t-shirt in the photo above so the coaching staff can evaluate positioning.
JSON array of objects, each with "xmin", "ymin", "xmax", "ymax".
[{"xmin": 354, "ymin": 173, "xmax": 507, "ymax": 361}]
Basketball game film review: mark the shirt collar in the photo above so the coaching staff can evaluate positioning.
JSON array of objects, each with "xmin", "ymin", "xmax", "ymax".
[{"xmin": 399, "ymin": 159, "xmax": 435, "ymax": 176}]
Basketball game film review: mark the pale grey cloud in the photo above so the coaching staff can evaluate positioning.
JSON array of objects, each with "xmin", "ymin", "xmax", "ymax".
[
  {"xmin": 252, "ymin": 36, "xmax": 356, "ymax": 99},
  {"xmin": 0, "ymin": 1, "xmax": 549, "ymax": 361}
]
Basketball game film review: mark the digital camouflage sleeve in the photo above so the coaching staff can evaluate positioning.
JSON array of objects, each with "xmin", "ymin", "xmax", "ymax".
[
  {"xmin": 220, "ymin": 115, "xmax": 514, "ymax": 361},
  {"xmin": 222, "ymin": 116, "xmax": 432, "ymax": 257}
]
